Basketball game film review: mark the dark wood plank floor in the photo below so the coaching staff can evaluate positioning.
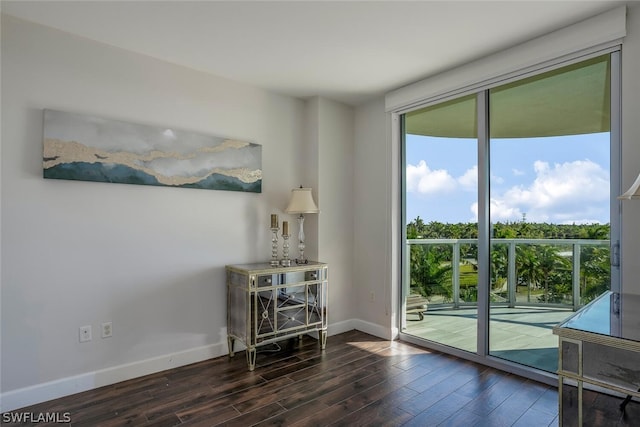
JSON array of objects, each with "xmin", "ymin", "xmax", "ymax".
[{"xmin": 2, "ymin": 330, "xmax": 558, "ymax": 426}]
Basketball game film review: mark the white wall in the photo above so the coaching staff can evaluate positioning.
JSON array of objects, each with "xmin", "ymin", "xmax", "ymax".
[
  {"xmin": 353, "ymin": 99, "xmax": 396, "ymax": 337},
  {"xmin": 295, "ymin": 96, "xmax": 357, "ymax": 332},
  {"xmin": 314, "ymin": 98, "xmax": 355, "ymax": 330},
  {"xmin": 0, "ymin": 14, "xmax": 340, "ymax": 410},
  {"xmin": 300, "ymin": 98, "xmax": 321, "ymax": 263}
]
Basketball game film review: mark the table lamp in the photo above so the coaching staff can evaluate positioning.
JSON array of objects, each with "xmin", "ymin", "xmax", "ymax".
[{"xmin": 285, "ymin": 187, "xmax": 319, "ymax": 264}]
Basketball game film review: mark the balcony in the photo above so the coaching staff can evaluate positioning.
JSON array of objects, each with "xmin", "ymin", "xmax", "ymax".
[{"xmin": 403, "ymin": 238, "xmax": 611, "ymax": 372}]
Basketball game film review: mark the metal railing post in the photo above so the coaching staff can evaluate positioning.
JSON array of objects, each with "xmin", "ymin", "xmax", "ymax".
[
  {"xmin": 573, "ymin": 243, "xmax": 581, "ymax": 310},
  {"xmin": 508, "ymin": 241, "xmax": 517, "ymax": 308},
  {"xmin": 403, "ymin": 242, "xmax": 411, "ymax": 329},
  {"xmin": 452, "ymin": 242, "xmax": 460, "ymax": 308}
]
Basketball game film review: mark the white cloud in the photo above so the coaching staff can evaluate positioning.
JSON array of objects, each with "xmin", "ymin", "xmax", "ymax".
[
  {"xmin": 490, "ymin": 159, "xmax": 609, "ymax": 223},
  {"xmin": 458, "ymin": 166, "xmax": 477, "ymax": 190},
  {"xmin": 470, "ymin": 199, "xmax": 523, "ymax": 222},
  {"xmin": 406, "ymin": 162, "xmax": 500, "ymax": 196},
  {"xmin": 409, "ymin": 158, "xmax": 609, "ymax": 224},
  {"xmin": 458, "ymin": 165, "xmax": 504, "ymax": 191},
  {"xmin": 491, "ymin": 199, "xmax": 524, "ymax": 221},
  {"xmin": 406, "ymin": 160, "xmax": 457, "ymax": 194},
  {"xmin": 512, "ymin": 168, "xmax": 525, "ymax": 176}
]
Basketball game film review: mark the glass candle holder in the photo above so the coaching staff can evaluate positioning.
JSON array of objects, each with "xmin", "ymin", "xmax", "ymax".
[
  {"xmin": 281, "ymin": 234, "xmax": 291, "ymax": 266},
  {"xmin": 270, "ymin": 227, "xmax": 280, "ymax": 266}
]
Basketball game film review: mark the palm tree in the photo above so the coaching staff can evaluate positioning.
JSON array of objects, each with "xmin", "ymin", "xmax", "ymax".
[
  {"xmin": 490, "ymin": 244, "xmax": 508, "ymax": 291},
  {"xmin": 410, "ymin": 245, "xmax": 453, "ymax": 302},
  {"xmin": 580, "ymin": 246, "xmax": 611, "ymax": 303},
  {"xmin": 535, "ymin": 245, "xmax": 571, "ymax": 303},
  {"xmin": 516, "ymin": 245, "xmax": 540, "ymax": 302}
]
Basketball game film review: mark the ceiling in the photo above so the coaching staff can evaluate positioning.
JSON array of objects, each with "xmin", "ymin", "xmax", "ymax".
[{"xmin": 1, "ymin": 0, "xmax": 627, "ymax": 106}]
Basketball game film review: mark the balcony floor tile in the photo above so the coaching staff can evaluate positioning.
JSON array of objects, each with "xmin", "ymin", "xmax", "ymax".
[{"xmin": 404, "ymin": 306, "xmax": 575, "ymax": 372}]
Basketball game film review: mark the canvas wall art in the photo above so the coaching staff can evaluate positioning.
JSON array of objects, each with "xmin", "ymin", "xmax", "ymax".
[{"xmin": 43, "ymin": 109, "xmax": 262, "ymax": 193}]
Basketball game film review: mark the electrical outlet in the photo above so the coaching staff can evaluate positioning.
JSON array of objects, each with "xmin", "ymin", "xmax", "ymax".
[
  {"xmin": 101, "ymin": 322, "xmax": 112, "ymax": 338},
  {"xmin": 79, "ymin": 325, "xmax": 92, "ymax": 343}
]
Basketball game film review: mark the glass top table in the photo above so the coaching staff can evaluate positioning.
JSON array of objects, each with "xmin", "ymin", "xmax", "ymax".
[
  {"xmin": 553, "ymin": 290, "xmax": 640, "ymax": 426},
  {"xmin": 556, "ymin": 290, "xmax": 640, "ymax": 343}
]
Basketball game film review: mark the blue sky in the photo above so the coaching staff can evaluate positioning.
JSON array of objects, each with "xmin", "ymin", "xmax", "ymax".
[{"xmin": 405, "ymin": 132, "xmax": 610, "ymax": 225}]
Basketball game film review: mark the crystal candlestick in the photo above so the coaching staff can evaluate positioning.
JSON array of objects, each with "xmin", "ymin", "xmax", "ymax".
[
  {"xmin": 270, "ymin": 227, "xmax": 280, "ymax": 267},
  {"xmin": 281, "ymin": 234, "xmax": 291, "ymax": 266}
]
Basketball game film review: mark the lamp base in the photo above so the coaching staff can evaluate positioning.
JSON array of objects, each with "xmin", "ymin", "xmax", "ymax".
[{"xmin": 295, "ymin": 258, "xmax": 309, "ymax": 265}]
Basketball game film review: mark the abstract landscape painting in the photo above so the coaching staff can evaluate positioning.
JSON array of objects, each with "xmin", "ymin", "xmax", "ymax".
[{"xmin": 43, "ymin": 109, "xmax": 262, "ymax": 193}]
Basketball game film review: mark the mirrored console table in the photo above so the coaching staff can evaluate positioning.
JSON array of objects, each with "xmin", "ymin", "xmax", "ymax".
[
  {"xmin": 553, "ymin": 291, "xmax": 640, "ymax": 426},
  {"xmin": 226, "ymin": 261, "xmax": 328, "ymax": 371}
]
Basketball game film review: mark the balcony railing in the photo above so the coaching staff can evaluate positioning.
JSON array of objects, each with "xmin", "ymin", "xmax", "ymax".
[{"xmin": 405, "ymin": 238, "xmax": 611, "ymax": 312}]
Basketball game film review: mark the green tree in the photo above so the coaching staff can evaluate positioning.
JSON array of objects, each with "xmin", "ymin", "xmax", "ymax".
[
  {"xmin": 580, "ymin": 246, "xmax": 610, "ymax": 303},
  {"xmin": 490, "ymin": 244, "xmax": 509, "ymax": 292},
  {"xmin": 516, "ymin": 245, "xmax": 540, "ymax": 302},
  {"xmin": 407, "ymin": 218, "xmax": 611, "ymax": 307},
  {"xmin": 410, "ymin": 245, "xmax": 453, "ymax": 301},
  {"xmin": 535, "ymin": 245, "xmax": 571, "ymax": 303}
]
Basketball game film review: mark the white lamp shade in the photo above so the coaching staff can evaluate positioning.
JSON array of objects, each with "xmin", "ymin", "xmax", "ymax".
[
  {"xmin": 619, "ymin": 172, "xmax": 640, "ymax": 200},
  {"xmin": 285, "ymin": 187, "xmax": 319, "ymax": 214}
]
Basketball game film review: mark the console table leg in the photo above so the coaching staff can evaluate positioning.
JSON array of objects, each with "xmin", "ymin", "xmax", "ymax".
[
  {"xmin": 320, "ymin": 330, "xmax": 327, "ymax": 350},
  {"xmin": 620, "ymin": 387, "xmax": 640, "ymax": 413},
  {"xmin": 247, "ymin": 347, "xmax": 257, "ymax": 371},
  {"xmin": 227, "ymin": 336, "xmax": 235, "ymax": 357}
]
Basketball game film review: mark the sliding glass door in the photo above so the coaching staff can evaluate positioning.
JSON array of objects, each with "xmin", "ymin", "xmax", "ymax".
[
  {"xmin": 400, "ymin": 51, "xmax": 620, "ymax": 374},
  {"xmin": 403, "ymin": 94, "xmax": 478, "ymax": 353},
  {"xmin": 487, "ymin": 54, "xmax": 614, "ymax": 372}
]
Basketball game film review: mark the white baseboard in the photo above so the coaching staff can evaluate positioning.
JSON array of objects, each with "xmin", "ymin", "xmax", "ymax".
[
  {"xmin": 0, "ymin": 341, "xmax": 227, "ymax": 413},
  {"xmin": 328, "ymin": 318, "xmax": 393, "ymax": 341},
  {"xmin": 327, "ymin": 319, "xmax": 357, "ymax": 336},
  {"xmin": 351, "ymin": 319, "xmax": 394, "ymax": 340},
  {"xmin": 1, "ymin": 320, "xmax": 394, "ymax": 413}
]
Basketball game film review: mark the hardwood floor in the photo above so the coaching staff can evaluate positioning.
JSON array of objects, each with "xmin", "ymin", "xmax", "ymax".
[{"xmin": 2, "ymin": 330, "xmax": 558, "ymax": 426}]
